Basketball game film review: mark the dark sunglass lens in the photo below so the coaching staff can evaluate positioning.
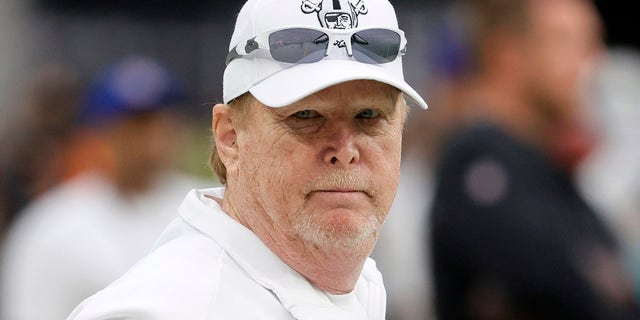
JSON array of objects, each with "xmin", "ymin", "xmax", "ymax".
[
  {"xmin": 269, "ymin": 29, "xmax": 328, "ymax": 63},
  {"xmin": 351, "ymin": 29, "xmax": 401, "ymax": 64}
]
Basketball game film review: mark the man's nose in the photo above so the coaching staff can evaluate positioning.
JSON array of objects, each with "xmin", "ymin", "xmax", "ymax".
[{"xmin": 322, "ymin": 125, "xmax": 360, "ymax": 166}]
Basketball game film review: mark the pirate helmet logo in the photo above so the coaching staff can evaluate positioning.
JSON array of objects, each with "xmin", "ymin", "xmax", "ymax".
[{"xmin": 301, "ymin": 0, "xmax": 368, "ymax": 29}]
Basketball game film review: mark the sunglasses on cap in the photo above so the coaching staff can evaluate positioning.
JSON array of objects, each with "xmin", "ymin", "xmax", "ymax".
[{"xmin": 225, "ymin": 26, "xmax": 407, "ymax": 66}]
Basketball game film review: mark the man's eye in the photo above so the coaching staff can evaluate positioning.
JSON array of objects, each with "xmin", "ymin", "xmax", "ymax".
[
  {"xmin": 357, "ymin": 109, "xmax": 380, "ymax": 119},
  {"xmin": 293, "ymin": 110, "xmax": 318, "ymax": 119}
]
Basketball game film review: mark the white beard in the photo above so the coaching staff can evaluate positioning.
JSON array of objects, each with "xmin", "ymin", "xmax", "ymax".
[{"xmin": 291, "ymin": 211, "xmax": 381, "ymax": 250}]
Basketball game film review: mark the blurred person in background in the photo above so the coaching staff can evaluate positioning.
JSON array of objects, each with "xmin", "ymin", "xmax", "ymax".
[
  {"xmin": 372, "ymin": 4, "xmax": 473, "ymax": 319},
  {"xmin": 429, "ymin": 0, "xmax": 640, "ymax": 319},
  {"xmin": 0, "ymin": 64, "xmax": 82, "ymax": 238},
  {"xmin": 0, "ymin": 55, "xmax": 208, "ymax": 320}
]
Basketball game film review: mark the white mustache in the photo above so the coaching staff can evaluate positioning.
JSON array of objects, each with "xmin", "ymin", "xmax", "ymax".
[{"xmin": 302, "ymin": 169, "xmax": 377, "ymax": 197}]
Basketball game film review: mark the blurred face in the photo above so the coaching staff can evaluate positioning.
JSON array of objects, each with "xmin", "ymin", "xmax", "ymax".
[
  {"xmin": 523, "ymin": 0, "xmax": 603, "ymax": 121},
  {"xmin": 109, "ymin": 110, "xmax": 183, "ymax": 192},
  {"xmin": 233, "ymin": 80, "xmax": 406, "ymax": 249}
]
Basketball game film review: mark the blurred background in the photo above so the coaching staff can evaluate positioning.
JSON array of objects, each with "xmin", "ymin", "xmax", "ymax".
[{"xmin": 0, "ymin": 0, "xmax": 638, "ymax": 320}]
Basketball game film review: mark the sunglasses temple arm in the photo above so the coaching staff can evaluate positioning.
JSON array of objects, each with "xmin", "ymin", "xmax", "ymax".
[
  {"xmin": 225, "ymin": 38, "xmax": 259, "ymax": 66},
  {"xmin": 225, "ymin": 47, "xmax": 241, "ymax": 66}
]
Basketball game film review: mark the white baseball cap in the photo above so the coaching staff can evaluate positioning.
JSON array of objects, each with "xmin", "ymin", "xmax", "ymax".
[{"xmin": 223, "ymin": 0, "xmax": 428, "ymax": 109}]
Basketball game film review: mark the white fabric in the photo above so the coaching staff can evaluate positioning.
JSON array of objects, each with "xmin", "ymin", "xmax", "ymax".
[
  {"xmin": 223, "ymin": 0, "xmax": 428, "ymax": 109},
  {"xmin": 66, "ymin": 187, "xmax": 387, "ymax": 320},
  {"xmin": 0, "ymin": 172, "xmax": 209, "ymax": 320}
]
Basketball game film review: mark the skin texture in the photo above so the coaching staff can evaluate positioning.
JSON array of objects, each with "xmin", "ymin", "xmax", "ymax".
[{"xmin": 212, "ymin": 80, "xmax": 407, "ymax": 294}]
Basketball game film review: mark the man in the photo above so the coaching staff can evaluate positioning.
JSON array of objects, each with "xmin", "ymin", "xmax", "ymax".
[
  {"xmin": 0, "ymin": 55, "xmax": 207, "ymax": 320},
  {"xmin": 67, "ymin": 0, "xmax": 427, "ymax": 319},
  {"xmin": 429, "ymin": 0, "xmax": 640, "ymax": 319}
]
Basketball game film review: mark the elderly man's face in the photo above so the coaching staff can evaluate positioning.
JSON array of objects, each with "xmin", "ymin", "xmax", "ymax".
[{"xmin": 235, "ymin": 80, "xmax": 406, "ymax": 249}]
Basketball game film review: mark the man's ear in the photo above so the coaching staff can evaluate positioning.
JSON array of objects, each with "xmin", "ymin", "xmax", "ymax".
[{"xmin": 212, "ymin": 103, "xmax": 239, "ymax": 169}]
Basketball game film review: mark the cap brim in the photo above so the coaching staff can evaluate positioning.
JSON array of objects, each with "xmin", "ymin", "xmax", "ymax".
[{"xmin": 249, "ymin": 59, "xmax": 428, "ymax": 109}]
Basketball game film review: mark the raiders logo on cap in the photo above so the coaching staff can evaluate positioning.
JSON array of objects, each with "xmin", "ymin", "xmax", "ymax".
[{"xmin": 301, "ymin": 0, "xmax": 368, "ymax": 29}]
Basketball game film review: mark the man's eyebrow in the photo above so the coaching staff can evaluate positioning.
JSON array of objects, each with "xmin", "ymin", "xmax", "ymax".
[
  {"xmin": 375, "ymin": 100, "xmax": 397, "ymax": 114},
  {"xmin": 269, "ymin": 95, "xmax": 323, "ymax": 117},
  {"xmin": 356, "ymin": 96, "xmax": 399, "ymax": 116},
  {"xmin": 269, "ymin": 106, "xmax": 294, "ymax": 118}
]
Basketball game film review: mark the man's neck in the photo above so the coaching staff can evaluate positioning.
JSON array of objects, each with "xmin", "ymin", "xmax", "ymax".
[{"xmin": 268, "ymin": 234, "xmax": 370, "ymax": 294}]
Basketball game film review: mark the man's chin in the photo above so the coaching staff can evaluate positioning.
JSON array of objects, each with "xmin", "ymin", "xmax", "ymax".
[{"xmin": 294, "ymin": 211, "xmax": 381, "ymax": 249}]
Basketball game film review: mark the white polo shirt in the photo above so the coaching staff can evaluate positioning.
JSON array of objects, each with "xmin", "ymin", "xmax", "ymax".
[{"xmin": 67, "ymin": 187, "xmax": 387, "ymax": 320}]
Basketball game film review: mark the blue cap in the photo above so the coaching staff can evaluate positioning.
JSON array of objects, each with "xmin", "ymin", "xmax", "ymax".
[{"xmin": 78, "ymin": 55, "xmax": 187, "ymax": 126}]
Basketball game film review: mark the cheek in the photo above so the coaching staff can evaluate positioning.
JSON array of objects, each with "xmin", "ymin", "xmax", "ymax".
[
  {"xmin": 534, "ymin": 43, "xmax": 584, "ymax": 92},
  {"xmin": 381, "ymin": 124, "xmax": 404, "ymax": 167},
  {"xmin": 368, "ymin": 131, "xmax": 403, "ymax": 204},
  {"xmin": 527, "ymin": 54, "xmax": 570, "ymax": 103},
  {"xmin": 238, "ymin": 134, "xmax": 310, "ymax": 210}
]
